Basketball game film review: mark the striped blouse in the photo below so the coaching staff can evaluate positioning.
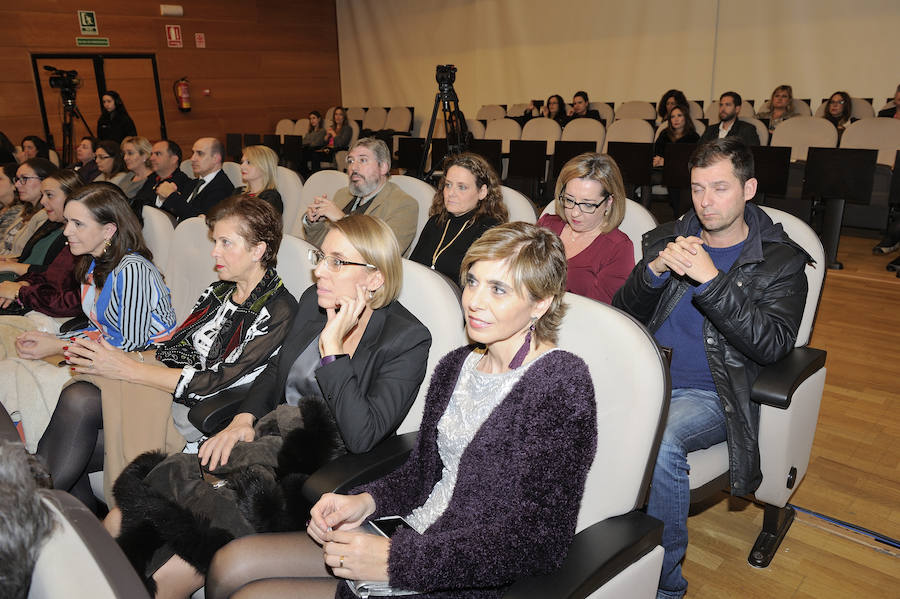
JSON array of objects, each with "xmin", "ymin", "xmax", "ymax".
[{"xmin": 67, "ymin": 253, "xmax": 177, "ymax": 351}]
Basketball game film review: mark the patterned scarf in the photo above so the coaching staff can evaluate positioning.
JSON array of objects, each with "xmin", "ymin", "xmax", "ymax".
[{"xmin": 155, "ymin": 267, "xmax": 284, "ymax": 369}]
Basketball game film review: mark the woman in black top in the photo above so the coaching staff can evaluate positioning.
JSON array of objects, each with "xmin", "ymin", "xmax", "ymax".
[
  {"xmin": 96, "ymin": 90, "xmax": 137, "ymax": 144},
  {"xmin": 822, "ymin": 91, "xmax": 855, "ymax": 141},
  {"xmin": 237, "ymin": 145, "xmax": 283, "ymax": 214},
  {"xmin": 410, "ymin": 152, "xmax": 508, "ymax": 283},
  {"xmin": 652, "ymin": 104, "xmax": 699, "ymax": 217}
]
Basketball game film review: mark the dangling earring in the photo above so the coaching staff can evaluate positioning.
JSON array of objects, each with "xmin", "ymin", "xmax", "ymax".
[
  {"xmin": 103, "ymin": 238, "xmax": 112, "ymax": 254},
  {"xmin": 509, "ymin": 317, "xmax": 537, "ymax": 369}
]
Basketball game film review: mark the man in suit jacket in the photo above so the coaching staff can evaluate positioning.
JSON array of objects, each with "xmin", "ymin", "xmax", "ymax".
[
  {"xmin": 303, "ymin": 137, "xmax": 418, "ymax": 253},
  {"xmin": 567, "ymin": 90, "xmax": 603, "ymax": 122},
  {"xmin": 158, "ymin": 137, "xmax": 234, "ymax": 223},
  {"xmin": 877, "ymin": 85, "xmax": 900, "ymax": 118},
  {"xmin": 131, "ymin": 139, "xmax": 192, "ymax": 222},
  {"xmin": 700, "ymin": 92, "xmax": 760, "ymax": 147}
]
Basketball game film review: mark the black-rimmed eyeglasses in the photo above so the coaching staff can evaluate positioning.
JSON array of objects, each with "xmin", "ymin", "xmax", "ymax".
[
  {"xmin": 559, "ymin": 194, "xmax": 610, "ymax": 214},
  {"xmin": 308, "ymin": 249, "xmax": 375, "ymax": 272}
]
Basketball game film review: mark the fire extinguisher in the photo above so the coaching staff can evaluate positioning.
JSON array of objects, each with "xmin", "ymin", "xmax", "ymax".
[{"xmin": 173, "ymin": 77, "xmax": 191, "ymax": 112}]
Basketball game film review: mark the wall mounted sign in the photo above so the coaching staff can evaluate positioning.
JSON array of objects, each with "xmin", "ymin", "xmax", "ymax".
[
  {"xmin": 166, "ymin": 24, "xmax": 183, "ymax": 48},
  {"xmin": 76, "ymin": 37, "xmax": 110, "ymax": 47},
  {"xmin": 78, "ymin": 10, "xmax": 98, "ymax": 35}
]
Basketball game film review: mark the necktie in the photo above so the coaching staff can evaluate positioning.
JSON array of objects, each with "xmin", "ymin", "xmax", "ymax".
[{"xmin": 187, "ymin": 179, "xmax": 205, "ymax": 203}]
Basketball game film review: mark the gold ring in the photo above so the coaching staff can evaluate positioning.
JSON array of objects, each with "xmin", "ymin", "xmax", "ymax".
[{"xmin": 339, "ymin": 555, "xmax": 345, "ymax": 568}]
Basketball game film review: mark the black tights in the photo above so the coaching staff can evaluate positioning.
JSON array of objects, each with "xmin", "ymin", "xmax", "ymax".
[{"xmin": 36, "ymin": 381, "xmax": 104, "ymax": 512}]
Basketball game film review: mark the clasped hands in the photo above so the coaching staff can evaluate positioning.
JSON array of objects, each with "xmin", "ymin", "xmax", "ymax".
[
  {"xmin": 306, "ymin": 193, "xmax": 344, "ymax": 223},
  {"xmin": 649, "ymin": 235, "xmax": 719, "ymax": 284},
  {"xmin": 308, "ymin": 492, "xmax": 390, "ymax": 582}
]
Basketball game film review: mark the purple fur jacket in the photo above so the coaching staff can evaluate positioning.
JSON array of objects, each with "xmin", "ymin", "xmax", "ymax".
[{"xmin": 337, "ymin": 346, "xmax": 597, "ymax": 599}]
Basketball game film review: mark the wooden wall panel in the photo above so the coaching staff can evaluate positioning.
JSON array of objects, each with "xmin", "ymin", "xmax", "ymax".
[{"xmin": 0, "ymin": 0, "xmax": 341, "ymax": 157}]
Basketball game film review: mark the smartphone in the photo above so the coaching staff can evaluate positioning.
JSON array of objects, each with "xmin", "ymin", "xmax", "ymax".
[{"xmin": 368, "ymin": 515, "xmax": 412, "ymax": 538}]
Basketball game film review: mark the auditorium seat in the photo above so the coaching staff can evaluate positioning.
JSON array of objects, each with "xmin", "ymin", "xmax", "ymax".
[
  {"xmin": 561, "ymin": 118, "xmax": 606, "ymax": 151},
  {"xmin": 476, "ymin": 104, "xmax": 507, "ymax": 121},
  {"xmin": 521, "ymin": 116, "xmax": 562, "ymax": 155},
  {"xmin": 290, "ymin": 169, "xmax": 348, "ymax": 238},
  {"xmin": 466, "ymin": 118, "xmax": 486, "ymax": 139},
  {"xmin": 484, "ymin": 118, "xmax": 522, "ymax": 154},
  {"xmin": 346, "ymin": 106, "xmax": 366, "ymax": 124},
  {"xmin": 589, "ymin": 101, "xmax": 615, "ymax": 124},
  {"xmin": 29, "ymin": 490, "xmax": 151, "ymax": 599},
  {"xmin": 740, "ymin": 116, "xmax": 770, "ymax": 146},
  {"xmin": 361, "ymin": 106, "xmax": 387, "ymax": 132},
  {"xmin": 388, "ymin": 173, "xmax": 437, "ymax": 257},
  {"xmin": 141, "ymin": 205, "xmax": 175, "ymax": 275},
  {"xmin": 383, "ymin": 106, "xmax": 412, "ymax": 134},
  {"xmin": 687, "ymin": 206, "xmax": 827, "ymax": 568},
  {"xmin": 292, "ymin": 118, "xmax": 310, "ymax": 137},
  {"xmin": 840, "ymin": 117, "xmax": 900, "ymax": 166},
  {"xmin": 501, "ymin": 185, "xmax": 537, "ymax": 224},
  {"xmin": 615, "ymin": 101, "xmax": 657, "ymax": 121},
  {"xmin": 165, "ymin": 216, "xmax": 215, "ymax": 325},
  {"xmin": 222, "ymin": 161, "xmax": 242, "ymax": 187},
  {"xmin": 602, "ymin": 118, "xmax": 655, "ymax": 152},
  {"xmin": 769, "ymin": 116, "xmax": 838, "ymax": 162},
  {"xmin": 275, "ymin": 165, "xmax": 304, "ymax": 230},
  {"xmin": 275, "ymin": 118, "xmax": 295, "ymax": 143},
  {"xmin": 686, "ymin": 100, "xmax": 705, "ymax": 120},
  {"xmin": 507, "ymin": 102, "xmax": 536, "ymax": 118}
]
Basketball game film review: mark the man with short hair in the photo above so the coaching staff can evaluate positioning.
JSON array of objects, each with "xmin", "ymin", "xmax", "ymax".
[
  {"xmin": 567, "ymin": 90, "xmax": 603, "ymax": 121},
  {"xmin": 700, "ymin": 92, "xmax": 760, "ymax": 146},
  {"xmin": 156, "ymin": 137, "xmax": 234, "ymax": 223},
  {"xmin": 303, "ymin": 137, "xmax": 418, "ymax": 252},
  {"xmin": 131, "ymin": 139, "xmax": 192, "ymax": 221},
  {"xmin": 613, "ymin": 139, "xmax": 809, "ymax": 599}
]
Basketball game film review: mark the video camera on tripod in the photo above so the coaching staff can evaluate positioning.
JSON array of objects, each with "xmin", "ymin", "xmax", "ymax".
[
  {"xmin": 418, "ymin": 64, "xmax": 470, "ymax": 179},
  {"xmin": 43, "ymin": 65, "xmax": 93, "ymax": 165},
  {"xmin": 45, "ymin": 66, "xmax": 82, "ymax": 107}
]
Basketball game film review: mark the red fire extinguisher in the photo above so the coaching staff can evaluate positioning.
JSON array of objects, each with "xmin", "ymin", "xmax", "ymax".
[{"xmin": 173, "ymin": 77, "xmax": 191, "ymax": 112}]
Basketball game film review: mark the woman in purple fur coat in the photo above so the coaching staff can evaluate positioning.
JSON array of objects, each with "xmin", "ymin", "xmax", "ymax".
[{"xmin": 206, "ymin": 222, "xmax": 598, "ymax": 599}]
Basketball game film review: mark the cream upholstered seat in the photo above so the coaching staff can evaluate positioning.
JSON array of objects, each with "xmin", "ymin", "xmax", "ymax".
[
  {"xmin": 361, "ymin": 106, "xmax": 387, "ymax": 131},
  {"xmin": 770, "ymin": 116, "xmax": 838, "ymax": 162},
  {"xmin": 562, "ymin": 118, "xmax": 606, "ymax": 151},
  {"xmin": 687, "ymin": 206, "xmax": 827, "ymax": 568},
  {"xmin": 141, "ymin": 205, "xmax": 175, "ymax": 275},
  {"xmin": 275, "ymin": 118, "xmax": 294, "ymax": 142},
  {"xmin": 292, "ymin": 118, "xmax": 310, "ymax": 137},
  {"xmin": 484, "ymin": 118, "xmax": 522, "ymax": 154},
  {"xmin": 589, "ymin": 101, "xmax": 615, "ymax": 123},
  {"xmin": 602, "ymin": 118, "xmax": 655, "ymax": 152},
  {"xmin": 275, "ymin": 165, "xmax": 304, "ymax": 230},
  {"xmin": 521, "ymin": 117, "xmax": 562, "ymax": 154},
  {"xmin": 476, "ymin": 104, "xmax": 507, "ymax": 121},
  {"xmin": 289, "ymin": 169, "xmax": 348, "ymax": 238},
  {"xmin": 501, "ymin": 185, "xmax": 537, "ymax": 224},
  {"xmin": 615, "ymin": 101, "xmax": 656, "ymax": 121},
  {"xmin": 840, "ymin": 117, "xmax": 900, "ymax": 166},
  {"xmin": 389, "ymin": 174, "xmax": 437, "ymax": 257}
]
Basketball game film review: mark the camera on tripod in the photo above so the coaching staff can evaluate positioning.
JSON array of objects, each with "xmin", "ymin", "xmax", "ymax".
[
  {"xmin": 45, "ymin": 66, "xmax": 81, "ymax": 107},
  {"xmin": 435, "ymin": 64, "xmax": 456, "ymax": 89}
]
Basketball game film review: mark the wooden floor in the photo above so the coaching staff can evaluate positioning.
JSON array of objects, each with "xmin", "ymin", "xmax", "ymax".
[{"xmin": 682, "ymin": 235, "xmax": 900, "ymax": 598}]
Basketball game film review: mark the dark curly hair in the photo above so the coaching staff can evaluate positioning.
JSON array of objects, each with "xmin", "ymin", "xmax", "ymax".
[{"xmin": 432, "ymin": 152, "xmax": 508, "ymax": 226}]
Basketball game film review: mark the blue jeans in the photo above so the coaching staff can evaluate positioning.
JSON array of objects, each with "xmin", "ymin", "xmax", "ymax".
[{"xmin": 649, "ymin": 388, "xmax": 727, "ymax": 599}]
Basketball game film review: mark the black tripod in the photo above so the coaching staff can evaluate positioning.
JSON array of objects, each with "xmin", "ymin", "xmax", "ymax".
[
  {"xmin": 60, "ymin": 99, "xmax": 94, "ymax": 166},
  {"xmin": 416, "ymin": 64, "xmax": 469, "ymax": 180}
]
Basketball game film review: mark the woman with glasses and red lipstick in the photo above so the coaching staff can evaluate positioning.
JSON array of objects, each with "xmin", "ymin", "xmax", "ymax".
[{"xmin": 537, "ymin": 152, "xmax": 634, "ymax": 304}]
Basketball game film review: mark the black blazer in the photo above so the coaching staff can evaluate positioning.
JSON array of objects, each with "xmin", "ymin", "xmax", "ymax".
[
  {"xmin": 700, "ymin": 118, "xmax": 761, "ymax": 146},
  {"xmin": 240, "ymin": 285, "xmax": 432, "ymax": 453},
  {"xmin": 132, "ymin": 168, "xmax": 193, "ymax": 222},
  {"xmin": 161, "ymin": 169, "xmax": 235, "ymax": 223}
]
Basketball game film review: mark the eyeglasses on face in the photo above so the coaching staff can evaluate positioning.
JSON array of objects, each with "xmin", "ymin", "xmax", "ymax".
[
  {"xmin": 307, "ymin": 249, "xmax": 375, "ymax": 272},
  {"xmin": 559, "ymin": 194, "xmax": 610, "ymax": 214},
  {"xmin": 829, "ymin": 99, "xmax": 846, "ymax": 105},
  {"xmin": 14, "ymin": 175, "xmax": 41, "ymax": 185}
]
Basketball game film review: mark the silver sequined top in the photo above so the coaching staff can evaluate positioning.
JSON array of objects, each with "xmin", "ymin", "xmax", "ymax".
[{"xmin": 405, "ymin": 348, "xmax": 557, "ymax": 533}]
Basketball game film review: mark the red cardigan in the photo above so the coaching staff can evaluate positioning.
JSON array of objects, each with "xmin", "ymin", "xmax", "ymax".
[
  {"xmin": 537, "ymin": 213, "xmax": 634, "ymax": 304},
  {"xmin": 16, "ymin": 245, "xmax": 82, "ymax": 317}
]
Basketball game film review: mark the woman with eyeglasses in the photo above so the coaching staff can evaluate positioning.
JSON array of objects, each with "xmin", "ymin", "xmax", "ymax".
[
  {"xmin": 410, "ymin": 152, "xmax": 508, "ymax": 283},
  {"xmin": 0, "ymin": 169, "xmax": 83, "ymax": 299},
  {"xmin": 93, "ymin": 139, "xmax": 131, "ymax": 189},
  {"xmin": 41, "ymin": 196, "xmax": 296, "ymax": 509},
  {"xmin": 822, "ymin": 91, "xmax": 855, "ymax": 140},
  {"xmin": 0, "ymin": 159, "xmax": 58, "ymax": 264},
  {"xmin": 537, "ymin": 153, "xmax": 634, "ymax": 304},
  {"xmin": 97, "ymin": 213, "xmax": 429, "ymax": 597}
]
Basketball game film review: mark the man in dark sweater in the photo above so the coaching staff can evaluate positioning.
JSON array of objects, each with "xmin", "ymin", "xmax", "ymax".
[
  {"xmin": 614, "ymin": 139, "xmax": 808, "ymax": 599},
  {"xmin": 700, "ymin": 91, "xmax": 760, "ymax": 146}
]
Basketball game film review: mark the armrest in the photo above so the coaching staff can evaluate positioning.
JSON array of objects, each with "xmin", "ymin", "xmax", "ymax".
[
  {"xmin": 504, "ymin": 511, "xmax": 663, "ymax": 599},
  {"xmin": 301, "ymin": 431, "xmax": 417, "ymax": 505},
  {"xmin": 187, "ymin": 384, "xmax": 254, "ymax": 435},
  {"xmin": 751, "ymin": 347, "xmax": 827, "ymax": 409},
  {"xmin": 0, "ymin": 409, "xmax": 20, "ymax": 443}
]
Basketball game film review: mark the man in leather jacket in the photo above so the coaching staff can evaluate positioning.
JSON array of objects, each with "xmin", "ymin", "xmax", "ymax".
[{"xmin": 613, "ymin": 138, "xmax": 810, "ymax": 599}]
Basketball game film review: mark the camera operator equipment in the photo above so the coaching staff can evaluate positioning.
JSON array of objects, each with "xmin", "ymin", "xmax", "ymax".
[
  {"xmin": 417, "ymin": 64, "xmax": 469, "ymax": 179},
  {"xmin": 45, "ymin": 65, "xmax": 94, "ymax": 166}
]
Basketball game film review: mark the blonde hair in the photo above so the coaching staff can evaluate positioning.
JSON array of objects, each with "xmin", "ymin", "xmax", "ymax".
[
  {"xmin": 460, "ymin": 222, "xmax": 568, "ymax": 345},
  {"xmin": 241, "ymin": 145, "xmax": 278, "ymax": 191},
  {"xmin": 329, "ymin": 214, "xmax": 402, "ymax": 309},
  {"xmin": 554, "ymin": 153, "xmax": 626, "ymax": 234},
  {"xmin": 121, "ymin": 136, "xmax": 152, "ymax": 169}
]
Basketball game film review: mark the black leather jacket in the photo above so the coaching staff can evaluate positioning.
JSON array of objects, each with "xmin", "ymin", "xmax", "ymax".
[{"xmin": 613, "ymin": 203, "xmax": 810, "ymax": 494}]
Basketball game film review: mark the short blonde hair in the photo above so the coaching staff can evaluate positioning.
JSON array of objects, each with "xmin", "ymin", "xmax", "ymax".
[
  {"xmin": 241, "ymin": 145, "xmax": 278, "ymax": 191},
  {"xmin": 329, "ymin": 214, "xmax": 402, "ymax": 309},
  {"xmin": 554, "ymin": 153, "xmax": 626, "ymax": 234},
  {"xmin": 121, "ymin": 136, "xmax": 152, "ymax": 169},
  {"xmin": 460, "ymin": 222, "xmax": 567, "ymax": 345}
]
